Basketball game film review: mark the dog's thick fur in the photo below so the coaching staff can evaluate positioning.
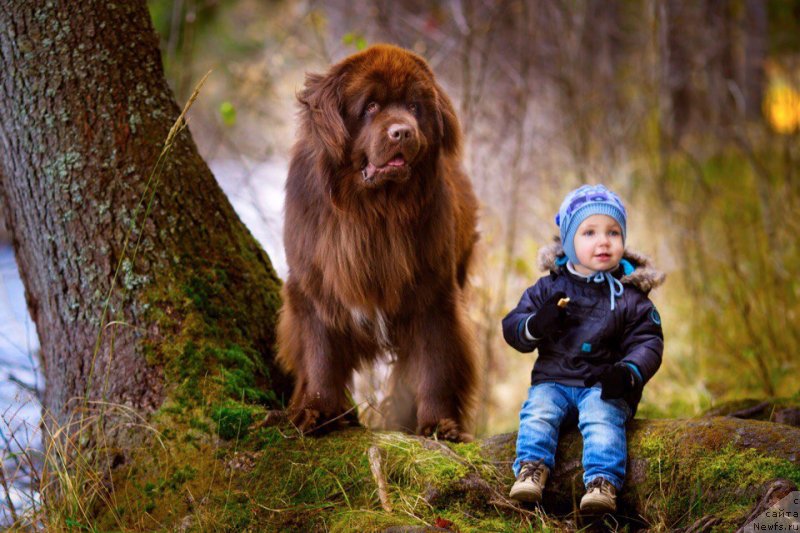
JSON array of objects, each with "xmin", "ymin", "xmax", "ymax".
[{"xmin": 277, "ymin": 45, "xmax": 479, "ymax": 441}]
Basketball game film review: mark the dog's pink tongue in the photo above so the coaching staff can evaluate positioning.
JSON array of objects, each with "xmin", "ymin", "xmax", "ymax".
[{"xmin": 387, "ymin": 156, "xmax": 405, "ymax": 167}]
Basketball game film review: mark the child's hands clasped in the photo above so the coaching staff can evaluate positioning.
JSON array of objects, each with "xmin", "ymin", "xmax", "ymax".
[
  {"xmin": 584, "ymin": 363, "xmax": 642, "ymax": 400},
  {"xmin": 526, "ymin": 291, "xmax": 576, "ymax": 339}
]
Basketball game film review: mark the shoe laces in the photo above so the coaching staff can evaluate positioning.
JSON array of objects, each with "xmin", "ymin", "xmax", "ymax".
[
  {"xmin": 519, "ymin": 460, "xmax": 545, "ymax": 484},
  {"xmin": 586, "ymin": 477, "xmax": 614, "ymax": 495}
]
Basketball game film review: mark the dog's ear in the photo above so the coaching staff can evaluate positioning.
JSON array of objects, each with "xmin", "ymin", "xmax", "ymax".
[
  {"xmin": 298, "ymin": 69, "xmax": 349, "ymax": 165},
  {"xmin": 434, "ymin": 83, "xmax": 462, "ymax": 156},
  {"xmin": 406, "ymin": 51, "xmax": 461, "ymax": 156}
]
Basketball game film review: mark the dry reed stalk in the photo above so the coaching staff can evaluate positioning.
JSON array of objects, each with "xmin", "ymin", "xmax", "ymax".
[{"xmin": 368, "ymin": 445, "xmax": 392, "ymax": 513}]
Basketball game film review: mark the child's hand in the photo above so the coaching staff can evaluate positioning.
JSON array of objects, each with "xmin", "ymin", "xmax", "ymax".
[
  {"xmin": 584, "ymin": 363, "xmax": 642, "ymax": 400},
  {"xmin": 526, "ymin": 291, "xmax": 576, "ymax": 339}
]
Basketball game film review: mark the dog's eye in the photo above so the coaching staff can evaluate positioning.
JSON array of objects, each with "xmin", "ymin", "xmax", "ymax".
[
  {"xmin": 408, "ymin": 102, "xmax": 419, "ymax": 115},
  {"xmin": 365, "ymin": 102, "xmax": 380, "ymax": 117}
]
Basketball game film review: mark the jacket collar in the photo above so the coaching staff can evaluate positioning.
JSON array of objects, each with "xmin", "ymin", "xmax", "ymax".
[{"xmin": 537, "ymin": 241, "xmax": 666, "ymax": 293}]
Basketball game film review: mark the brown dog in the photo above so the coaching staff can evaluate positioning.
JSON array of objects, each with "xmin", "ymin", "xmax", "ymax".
[{"xmin": 277, "ymin": 44, "xmax": 478, "ymax": 442}]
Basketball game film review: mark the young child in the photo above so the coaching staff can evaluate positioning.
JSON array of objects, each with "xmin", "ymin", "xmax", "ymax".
[{"xmin": 502, "ymin": 184, "xmax": 664, "ymax": 513}]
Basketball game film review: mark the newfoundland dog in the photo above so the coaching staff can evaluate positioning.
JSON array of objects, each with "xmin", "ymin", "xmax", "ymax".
[{"xmin": 277, "ymin": 44, "xmax": 478, "ymax": 442}]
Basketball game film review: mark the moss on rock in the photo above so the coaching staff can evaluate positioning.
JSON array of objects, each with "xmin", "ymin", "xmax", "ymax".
[
  {"xmin": 89, "ymin": 413, "xmax": 800, "ymax": 531},
  {"xmin": 96, "ymin": 422, "xmax": 556, "ymax": 532}
]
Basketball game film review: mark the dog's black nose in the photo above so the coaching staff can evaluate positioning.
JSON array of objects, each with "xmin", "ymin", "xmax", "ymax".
[{"xmin": 388, "ymin": 123, "xmax": 413, "ymax": 141}]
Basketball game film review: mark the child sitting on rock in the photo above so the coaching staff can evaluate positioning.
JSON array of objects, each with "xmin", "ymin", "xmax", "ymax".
[{"xmin": 502, "ymin": 184, "xmax": 665, "ymax": 514}]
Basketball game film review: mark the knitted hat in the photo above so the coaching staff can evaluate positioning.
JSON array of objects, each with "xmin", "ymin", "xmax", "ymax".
[{"xmin": 555, "ymin": 184, "xmax": 627, "ymax": 267}]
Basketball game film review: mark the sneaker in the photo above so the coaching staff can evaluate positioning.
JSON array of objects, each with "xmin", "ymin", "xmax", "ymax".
[
  {"xmin": 509, "ymin": 459, "xmax": 549, "ymax": 503},
  {"xmin": 580, "ymin": 477, "xmax": 617, "ymax": 514}
]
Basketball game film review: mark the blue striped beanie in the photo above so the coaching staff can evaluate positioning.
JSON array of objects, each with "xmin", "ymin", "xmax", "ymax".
[{"xmin": 555, "ymin": 184, "xmax": 627, "ymax": 267}]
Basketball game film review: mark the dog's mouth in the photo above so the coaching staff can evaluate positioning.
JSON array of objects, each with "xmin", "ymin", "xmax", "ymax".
[{"xmin": 361, "ymin": 154, "xmax": 408, "ymax": 185}]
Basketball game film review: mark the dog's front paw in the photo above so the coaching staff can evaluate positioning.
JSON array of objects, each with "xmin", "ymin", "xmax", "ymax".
[
  {"xmin": 289, "ymin": 400, "xmax": 361, "ymax": 436},
  {"xmin": 289, "ymin": 404, "xmax": 321, "ymax": 435},
  {"xmin": 417, "ymin": 418, "xmax": 473, "ymax": 443}
]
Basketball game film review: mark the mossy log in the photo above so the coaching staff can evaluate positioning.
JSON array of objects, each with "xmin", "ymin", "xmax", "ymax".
[
  {"xmin": 483, "ymin": 416, "xmax": 800, "ymax": 530},
  {"xmin": 700, "ymin": 397, "xmax": 800, "ymax": 426},
  {"xmin": 89, "ymin": 414, "xmax": 799, "ymax": 532}
]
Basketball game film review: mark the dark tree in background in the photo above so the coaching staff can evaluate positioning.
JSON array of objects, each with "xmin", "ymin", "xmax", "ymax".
[
  {"xmin": 0, "ymin": 0, "xmax": 287, "ymax": 446},
  {"xmin": 663, "ymin": 0, "xmax": 768, "ymax": 142}
]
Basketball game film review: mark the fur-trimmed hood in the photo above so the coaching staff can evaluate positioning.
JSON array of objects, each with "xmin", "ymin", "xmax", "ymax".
[{"xmin": 537, "ymin": 242, "xmax": 666, "ymax": 293}]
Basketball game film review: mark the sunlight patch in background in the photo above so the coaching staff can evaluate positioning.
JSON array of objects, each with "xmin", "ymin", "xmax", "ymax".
[{"xmin": 764, "ymin": 61, "xmax": 800, "ymax": 134}]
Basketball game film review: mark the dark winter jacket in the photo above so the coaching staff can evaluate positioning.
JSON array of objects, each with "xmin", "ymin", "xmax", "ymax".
[{"xmin": 502, "ymin": 243, "xmax": 665, "ymax": 413}]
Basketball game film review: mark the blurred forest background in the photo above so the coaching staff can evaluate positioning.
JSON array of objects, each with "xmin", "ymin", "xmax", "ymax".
[
  {"xmin": 142, "ymin": 0, "xmax": 800, "ymax": 435},
  {"xmin": 2, "ymin": 0, "xmax": 800, "ymax": 461}
]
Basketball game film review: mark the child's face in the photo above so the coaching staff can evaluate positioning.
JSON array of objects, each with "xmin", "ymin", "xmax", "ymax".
[{"xmin": 572, "ymin": 214, "xmax": 624, "ymax": 275}]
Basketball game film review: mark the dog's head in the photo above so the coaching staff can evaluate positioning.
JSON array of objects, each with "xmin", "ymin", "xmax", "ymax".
[{"xmin": 298, "ymin": 44, "xmax": 461, "ymax": 190}]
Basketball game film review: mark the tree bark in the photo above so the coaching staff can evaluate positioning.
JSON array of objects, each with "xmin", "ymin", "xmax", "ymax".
[{"xmin": 0, "ymin": 0, "xmax": 288, "ymax": 446}]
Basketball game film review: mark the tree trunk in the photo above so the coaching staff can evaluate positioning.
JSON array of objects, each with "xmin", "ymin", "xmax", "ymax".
[{"xmin": 0, "ymin": 0, "xmax": 288, "ymax": 449}]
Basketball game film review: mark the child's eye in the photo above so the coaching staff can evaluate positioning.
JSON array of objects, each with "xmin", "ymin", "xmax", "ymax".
[
  {"xmin": 609, "ymin": 230, "xmax": 620, "ymax": 237},
  {"xmin": 583, "ymin": 230, "xmax": 594, "ymax": 237}
]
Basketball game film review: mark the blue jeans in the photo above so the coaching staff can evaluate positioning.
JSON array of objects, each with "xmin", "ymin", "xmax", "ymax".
[{"xmin": 513, "ymin": 382, "xmax": 631, "ymax": 490}]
